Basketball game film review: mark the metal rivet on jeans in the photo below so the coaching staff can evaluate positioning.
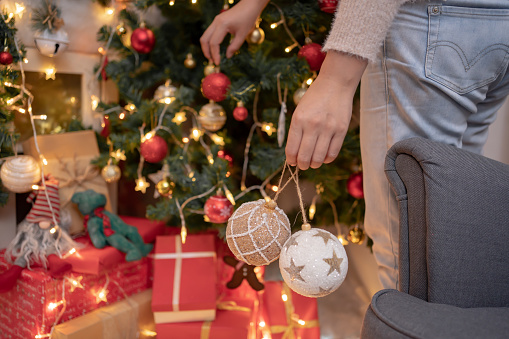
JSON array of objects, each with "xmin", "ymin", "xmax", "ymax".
[{"xmin": 432, "ymin": 6, "xmax": 439, "ymax": 14}]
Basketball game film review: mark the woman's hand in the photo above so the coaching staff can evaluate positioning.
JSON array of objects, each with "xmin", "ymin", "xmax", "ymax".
[
  {"xmin": 285, "ymin": 51, "xmax": 367, "ymax": 170},
  {"xmin": 200, "ymin": 0, "xmax": 270, "ymax": 65}
]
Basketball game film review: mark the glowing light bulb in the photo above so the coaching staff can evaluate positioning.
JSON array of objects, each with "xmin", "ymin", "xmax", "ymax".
[
  {"xmin": 95, "ymin": 289, "xmax": 108, "ymax": 303},
  {"xmin": 285, "ymin": 43, "xmax": 298, "ymax": 53},
  {"xmin": 225, "ymin": 171, "xmax": 231, "ymax": 178},
  {"xmin": 32, "ymin": 185, "xmax": 39, "ymax": 190},
  {"xmin": 47, "ymin": 302, "xmax": 58, "ymax": 311},
  {"xmin": 309, "ymin": 202, "xmax": 316, "ymax": 220},
  {"xmin": 338, "ymin": 234, "xmax": 348, "ymax": 245},
  {"xmin": 169, "ymin": 0, "xmax": 175, "ymax": 5},
  {"xmin": 125, "ymin": 103, "xmax": 136, "ymax": 111},
  {"xmin": 105, "ymin": 7, "xmax": 114, "ymax": 15},
  {"xmin": 188, "ymin": 171, "xmax": 194, "ymax": 178},
  {"xmin": 68, "ymin": 248, "xmax": 76, "ymax": 255},
  {"xmin": 207, "ymin": 154, "xmax": 214, "ymax": 165},
  {"xmin": 306, "ymin": 78, "xmax": 314, "ymax": 86},
  {"xmin": 259, "ymin": 321, "xmax": 266, "ymax": 328},
  {"xmin": 119, "ymin": 112, "xmax": 126, "ymax": 120},
  {"xmin": 297, "ymin": 319, "xmax": 306, "ymax": 326},
  {"xmin": 6, "ymin": 98, "xmax": 14, "ymax": 105},
  {"xmin": 49, "ymin": 227, "xmax": 57, "ymax": 234},
  {"xmin": 191, "ymin": 0, "xmax": 197, "ymax": 4},
  {"xmin": 67, "ymin": 276, "xmax": 84, "ymax": 291},
  {"xmin": 4, "ymin": 82, "xmax": 12, "ymax": 87},
  {"xmin": 98, "ymin": 47, "xmax": 105, "ymax": 54},
  {"xmin": 18, "ymin": 108, "xmax": 25, "ymax": 113},
  {"xmin": 210, "ymin": 133, "xmax": 224, "ymax": 146},
  {"xmin": 23, "ymin": 57, "xmax": 28, "ymax": 63},
  {"xmin": 224, "ymin": 187, "xmax": 235, "ymax": 205},
  {"xmin": 172, "ymin": 112, "xmax": 187, "ymax": 125},
  {"xmin": 135, "ymin": 177, "xmax": 150, "ymax": 194},
  {"xmin": 91, "ymin": 95, "xmax": 99, "ymax": 111},
  {"xmin": 40, "ymin": 155, "xmax": 48, "ymax": 166},
  {"xmin": 144, "ymin": 131, "xmax": 154, "ymax": 140},
  {"xmin": 281, "ymin": 293, "xmax": 288, "ymax": 302},
  {"xmin": 262, "ymin": 123, "xmax": 276, "ymax": 136},
  {"xmin": 271, "ymin": 185, "xmax": 278, "ymax": 192},
  {"xmin": 181, "ymin": 226, "xmax": 187, "ymax": 244},
  {"xmin": 182, "ymin": 137, "xmax": 190, "ymax": 143},
  {"xmin": 191, "ymin": 128, "xmax": 201, "ymax": 141},
  {"xmin": 140, "ymin": 329, "xmax": 157, "ymax": 337}
]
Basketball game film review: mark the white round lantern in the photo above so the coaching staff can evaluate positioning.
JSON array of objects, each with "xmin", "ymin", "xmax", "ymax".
[
  {"xmin": 279, "ymin": 227, "xmax": 348, "ymax": 298},
  {"xmin": 1, "ymin": 155, "xmax": 41, "ymax": 193},
  {"xmin": 34, "ymin": 28, "xmax": 69, "ymax": 57}
]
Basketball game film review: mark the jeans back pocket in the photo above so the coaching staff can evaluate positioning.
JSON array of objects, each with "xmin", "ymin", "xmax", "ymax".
[{"xmin": 425, "ymin": 5, "xmax": 509, "ymax": 95}]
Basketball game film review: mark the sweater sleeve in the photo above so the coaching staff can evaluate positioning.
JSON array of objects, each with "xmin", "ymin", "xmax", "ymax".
[{"xmin": 323, "ymin": 0, "xmax": 409, "ymax": 63}]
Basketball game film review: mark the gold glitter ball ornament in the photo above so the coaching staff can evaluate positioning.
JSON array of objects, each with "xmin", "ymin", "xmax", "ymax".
[
  {"xmin": 0, "ymin": 155, "xmax": 41, "ymax": 193},
  {"xmin": 101, "ymin": 164, "xmax": 121, "ymax": 183},
  {"xmin": 226, "ymin": 199, "xmax": 291, "ymax": 266},
  {"xmin": 347, "ymin": 225, "xmax": 366, "ymax": 244},
  {"xmin": 204, "ymin": 64, "xmax": 217, "ymax": 77},
  {"xmin": 184, "ymin": 53, "xmax": 197, "ymax": 69},
  {"xmin": 156, "ymin": 177, "xmax": 176, "ymax": 197},
  {"xmin": 246, "ymin": 27, "xmax": 265, "ymax": 45},
  {"xmin": 198, "ymin": 101, "xmax": 227, "ymax": 132}
]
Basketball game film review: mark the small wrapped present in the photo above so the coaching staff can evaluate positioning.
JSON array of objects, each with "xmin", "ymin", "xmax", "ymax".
[
  {"xmin": 263, "ymin": 281, "xmax": 320, "ymax": 339},
  {"xmin": 22, "ymin": 130, "xmax": 112, "ymax": 235},
  {"xmin": 0, "ymin": 254, "xmax": 149, "ymax": 339},
  {"xmin": 52, "ymin": 289, "xmax": 155, "ymax": 339},
  {"xmin": 152, "ymin": 234, "xmax": 217, "ymax": 324},
  {"xmin": 66, "ymin": 215, "xmax": 164, "ymax": 275},
  {"xmin": 155, "ymin": 297, "xmax": 259, "ymax": 339}
]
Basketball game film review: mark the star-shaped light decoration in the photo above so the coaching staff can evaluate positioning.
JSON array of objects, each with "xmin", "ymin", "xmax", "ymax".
[
  {"xmin": 323, "ymin": 251, "xmax": 343, "ymax": 276},
  {"xmin": 95, "ymin": 289, "xmax": 108, "ymax": 303},
  {"xmin": 135, "ymin": 177, "xmax": 150, "ymax": 194},
  {"xmin": 67, "ymin": 276, "xmax": 84, "ymax": 292},
  {"xmin": 284, "ymin": 258, "xmax": 306, "ymax": 282},
  {"xmin": 148, "ymin": 164, "xmax": 170, "ymax": 198},
  {"xmin": 110, "ymin": 149, "xmax": 126, "ymax": 161},
  {"xmin": 261, "ymin": 122, "xmax": 277, "ymax": 136},
  {"xmin": 172, "ymin": 112, "xmax": 187, "ymax": 125},
  {"xmin": 284, "ymin": 236, "xmax": 299, "ymax": 250},
  {"xmin": 313, "ymin": 229, "xmax": 335, "ymax": 245}
]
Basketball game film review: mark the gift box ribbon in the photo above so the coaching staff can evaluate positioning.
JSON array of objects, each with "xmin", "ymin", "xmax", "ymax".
[
  {"xmin": 153, "ymin": 235, "xmax": 216, "ymax": 312},
  {"xmin": 199, "ymin": 301, "xmax": 251, "ymax": 339},
  {"xmin": 270, "ymin": 283, "xmax": 320, "ymax": 339}
]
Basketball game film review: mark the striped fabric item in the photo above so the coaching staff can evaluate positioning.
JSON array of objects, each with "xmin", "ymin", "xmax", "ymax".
[{"xmin": 26, "ymin": 176, "xmax": 61, "ymax": 224}]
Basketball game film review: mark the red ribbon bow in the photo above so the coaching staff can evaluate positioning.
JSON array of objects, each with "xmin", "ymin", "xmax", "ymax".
[{"xmin": 83, "ymin": 207, "xmax": 115, "ymax": 237}]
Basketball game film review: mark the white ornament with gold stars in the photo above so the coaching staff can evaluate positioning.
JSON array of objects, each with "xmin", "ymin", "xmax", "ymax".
[{"xmin": 279, "ymin": 226, "xmax": 348, "ymax": 298}]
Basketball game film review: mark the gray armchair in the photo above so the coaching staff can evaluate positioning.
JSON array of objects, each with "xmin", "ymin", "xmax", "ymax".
[{"xmin": 361, "ymin": 137, "xmax": 509, "ymax": 338}]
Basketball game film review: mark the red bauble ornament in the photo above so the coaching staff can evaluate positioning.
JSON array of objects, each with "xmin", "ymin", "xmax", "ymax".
[
  {"xmin": 140, "ymin": 135, "xmax": 168, "ymax": 163},
  {"xmin": 204, "ymin": 195, "xmax": 233, "ymax": 223},
  {"xmin": 0, "ymin": 50, "xmax": 13, "ymax": 65},
  {"xmin": 347, "ymin": 172, "xmax": 364, "ymax": 199},
  {"xmin": 131, "ymin": 27, "xmax": 156, "ymax": 54},
  {"xmin": 233, "ymin": 102, "xmax": 248, "ymax": 121},
  {"xmin": 100, "ymin": 116, "xmax": 110, "ymax": 138},
  {"xmin": 298, "ymin": 42, "xmax": 326, "ymax": 71},
  {"xmin": 318, "ymin": 0, "xmax": 339, "ymax": 13},
  {"xmin": 217, "ymin": 149, "xmax": 233, "ymax": 167},
  {"xmin": 201, "ymin": 72, "xmax": 231, "ymax": 102}
]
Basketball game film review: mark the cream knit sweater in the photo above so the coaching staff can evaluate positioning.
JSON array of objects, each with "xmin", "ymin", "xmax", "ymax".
[{"xmin": 323, "ymin": 0, "xmax": 409, "ymax": 63}]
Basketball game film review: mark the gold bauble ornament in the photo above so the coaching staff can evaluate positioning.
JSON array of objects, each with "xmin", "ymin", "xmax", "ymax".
[
  {"xmin": 347, "ymin": 225, "xmax": 366, "ymax": 245},
  {"xmin": 226, "ymin": 199, "xmax": 291, "ymax": 266},
  {"xmin": 0, "ymin": 155, "xmax": 41, "ymax": 193},
  {"xmin": 184, "ymin": 53, "xmax": 197, "ymax": 69},
  {"xmin": 154, "ymin": 80, "xmax": 177, "ymax": 104},
  {"xmin": 156, "ymin": 177, "xmax": 176, "ymax": 197},
  {"xmin": 293, "ymin": 87, "xmax": 307, "ymax": 105},
  {"xmin": 101, "ymin": 164, "xmax": 121, "ymax": 183},
  {"xmin": 246, "ymin": 27, "xmax": 265, "ymax": 45},
  {"xmin": 198, "ymin": 101, "xmax": 227, "ymax": 132},
  {"xmin": 204, "ymin": 64, "xmax": 217, "ymax": 77}
]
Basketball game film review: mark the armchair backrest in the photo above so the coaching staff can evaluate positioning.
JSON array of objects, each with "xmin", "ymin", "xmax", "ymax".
[{"xmin": 385, "ymin": 137, "xmax": 509, "ymax": 308}]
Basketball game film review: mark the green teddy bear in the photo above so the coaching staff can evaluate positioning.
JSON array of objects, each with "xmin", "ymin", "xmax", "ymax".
[{"xmin": 71, "ymin": 189, "xmax": 153, "ymax": 261}]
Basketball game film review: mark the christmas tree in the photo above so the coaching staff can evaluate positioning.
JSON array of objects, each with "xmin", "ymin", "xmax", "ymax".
[
  {"xmin": 0, "ymin": 9, "xmax": 26, "ymax": 206},
  {"xmin": 92, "ymin": 0, "xmax": 365, "ymax": 243}
]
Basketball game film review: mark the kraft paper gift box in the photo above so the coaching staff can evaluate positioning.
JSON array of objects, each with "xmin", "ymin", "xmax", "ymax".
[
  {"xmin": 155, "ymin": 297, "xmax": 259, "ymax": 339},
  {"xmin": 0, "ymin": 253, "xmax": 149, "ymax": 339},
  {"xmin": 263, "ymin": 281, "xmax": 320, "ymax": 339},
  {"xmin": 151, "ymin": 234, "xmax": 217, "ymax": 324},
  {"xmin": 52, "ymin": 289, "xmax": 155, "ymax": 339},
  {"xmin": 22, "ymin": 130, "xmax": 112, "ymax": 235},
  {"xmin": 66, "ymin": 215, "xmax": 164, "ymax": 275}
]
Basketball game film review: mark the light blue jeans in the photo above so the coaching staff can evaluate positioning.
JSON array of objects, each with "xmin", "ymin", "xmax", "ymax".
[{"xmin": 360, "ymin": 0, "xmax": 509, "ymax": 289}]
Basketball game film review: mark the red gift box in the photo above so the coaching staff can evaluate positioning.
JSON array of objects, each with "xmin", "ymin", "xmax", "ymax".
[
  {"xmin": 0, "ymin": 256, "xmax": 149, "ymax": 339},
  {"xmin": 65, "ymin": 215, "xmax": 164, "ymax": 275},
  {"xmin": 156, "ymin": 297, "xmax": 259, "ymax": 339},
  {"xmin": 152, "ymin": 234, "xmax": 217, "ymax": 324},
  {"xmin": 263, "ymin": 281, "xmax": 320, "ymax": 339}
]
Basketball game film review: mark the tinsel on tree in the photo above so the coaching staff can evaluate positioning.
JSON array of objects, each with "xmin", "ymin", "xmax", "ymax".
[
  {"xmin": 92, "ymin": 0, "xmax": 365, "ymax": 242},
  {"xmin": 0, "ymin": 11, "xmax": 26, "ymax": 206}
]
